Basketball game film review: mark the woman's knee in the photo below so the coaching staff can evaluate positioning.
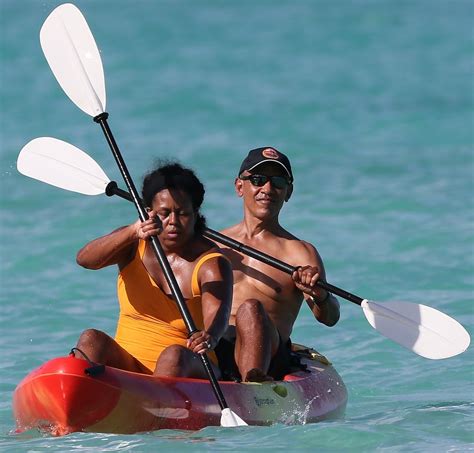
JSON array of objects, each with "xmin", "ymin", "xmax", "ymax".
[
  {"xmin": 74, "ymin": 328, "xmax": 114, "ymax": 363},
  {"xmin": 77, "ymin": 328, "xmax": 109, "ymax": 347},
  {"xmin": 156, "ymin": 344, "xmax": 189, "ymax": 368}
]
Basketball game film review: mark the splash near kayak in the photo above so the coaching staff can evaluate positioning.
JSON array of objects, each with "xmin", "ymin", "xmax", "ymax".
[{"xmin": 13, "ymin": 345, "xmax": 347, "ymax": 435}]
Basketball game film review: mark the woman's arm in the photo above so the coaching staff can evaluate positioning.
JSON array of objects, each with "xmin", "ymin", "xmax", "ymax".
[
  {"xmin": 77, "ymin": 213, "xmax": 163, "ymax": 270},
  {"xmin": 187, "ymin": 255, "xmax": 233, "ymax": 353},
  {"xmin": 76, "ymin": 224, "xmax": 139, "ymax": 270}
]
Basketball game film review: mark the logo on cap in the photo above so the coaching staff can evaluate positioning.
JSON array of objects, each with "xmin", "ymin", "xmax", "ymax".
[{"xmin": 262, "ymin": 148, "xmax": 280, "ymax": 159}]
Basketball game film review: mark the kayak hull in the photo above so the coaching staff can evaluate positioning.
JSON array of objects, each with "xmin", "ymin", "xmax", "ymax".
[{"xmin": 13, "ymin": 348, "xmax": 347, "ymax": 435}]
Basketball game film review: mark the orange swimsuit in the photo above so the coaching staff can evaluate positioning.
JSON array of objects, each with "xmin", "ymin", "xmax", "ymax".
[{"xmin": 114, "ymin": 240, "xmax": 221, "ymax": 372}]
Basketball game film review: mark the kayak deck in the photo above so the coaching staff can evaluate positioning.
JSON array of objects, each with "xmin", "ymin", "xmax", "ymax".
[{"xmin": 13, "ymin": 346, "xmax": 347, "ymax": 435}]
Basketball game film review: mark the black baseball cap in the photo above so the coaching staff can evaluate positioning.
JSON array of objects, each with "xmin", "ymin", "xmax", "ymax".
[{"xmin": 238, "ymin": 147, "xmax": 293, "ymax": 182}]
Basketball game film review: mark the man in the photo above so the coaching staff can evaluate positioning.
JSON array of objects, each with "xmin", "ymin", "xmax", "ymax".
[{"xmin": 216, "ymin": 147, "xmax": 340, "ymax": 382}]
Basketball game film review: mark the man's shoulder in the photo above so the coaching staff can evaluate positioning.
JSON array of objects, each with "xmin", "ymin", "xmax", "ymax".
[
  {"xmin": 281, "ymin": 235, "xmax": 317, "ymax": 256},
  {"xmin": 260, "ymin": 229, "xmax": 319, "ymax": 266},
  {"xmin": 268, "ymin": 231, "xmax": 320, "ymax": 266}
]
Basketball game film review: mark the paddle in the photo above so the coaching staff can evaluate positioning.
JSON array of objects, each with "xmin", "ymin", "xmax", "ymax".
[
  {"xmin": 17, "ymin": 138, "xmax": 471, "ymax": 360},
  {"xmin": 39, "ymin": 4, "xmax": 246, "ymax": 427}
]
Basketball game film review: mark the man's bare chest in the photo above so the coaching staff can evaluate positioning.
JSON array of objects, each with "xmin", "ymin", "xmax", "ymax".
[{"xmin": 233, "ymin": 256, "xmax": 297, "ymax": 300}]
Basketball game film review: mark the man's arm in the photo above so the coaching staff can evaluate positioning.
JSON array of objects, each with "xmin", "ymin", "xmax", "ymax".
[
  {"xmin": 305, "ymin": 291, "xmax": 340, "ymax": 327},
  {"xmin": 292, "ymin": 242, "xmax": 340, "ymax": 327}
]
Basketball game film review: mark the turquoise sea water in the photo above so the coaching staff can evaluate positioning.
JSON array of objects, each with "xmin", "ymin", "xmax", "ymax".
[{"xmin": 1, "ymin": 0, "xmax": 473, "ymax": 451}]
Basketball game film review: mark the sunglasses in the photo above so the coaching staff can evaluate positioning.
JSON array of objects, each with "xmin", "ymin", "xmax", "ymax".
[{"xmin": 239, "ymin": 174, "xmax": 291, "ymax": 189}]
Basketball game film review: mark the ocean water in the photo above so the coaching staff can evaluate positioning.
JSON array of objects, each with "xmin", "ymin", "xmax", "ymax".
[{"xmin": 1, "ymin": 0, "xmax": 473, "ymax": 451}]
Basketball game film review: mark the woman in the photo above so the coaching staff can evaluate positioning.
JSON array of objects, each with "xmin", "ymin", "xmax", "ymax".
[{"xmin": 74, "ymin": 162, "xmax": 232, "ymax": 379}]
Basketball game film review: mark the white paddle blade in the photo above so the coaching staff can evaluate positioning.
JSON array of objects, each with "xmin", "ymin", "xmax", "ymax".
[
  {"xmin": 17, "ymin": 137, "xmax": 110, "ymax": 195},
  {"xmin": 220, "ymin": 408, "xmax": 248, "ymax": 427},
  {"xmin": 40, "ymin": 3, "xmax": 106, "ymax": 117},
  {"xmin": 361, "ymin": 300, "xmax": 470, "ymax": 360}
]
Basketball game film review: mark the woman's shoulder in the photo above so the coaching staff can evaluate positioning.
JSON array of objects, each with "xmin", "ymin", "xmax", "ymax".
[
  {"xmin": 193, "ymin": 236, "xmax": 225, "ymax": 257},
  {"xmin": 190, "ymin": 241, "xmax": 232, "ymax": 295},
  {"xmin": 193, "ymin": 238, "xmax": 231, "ymax": 271}
]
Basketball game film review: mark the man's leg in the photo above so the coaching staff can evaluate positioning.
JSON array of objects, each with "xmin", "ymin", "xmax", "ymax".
[
  {"xmin": 234, "ymin": 299, "xmax": 280, "ymax": 382},
  {"xmin": 74, "ymin": 328, "xmax": 149, "ymax": 374}
]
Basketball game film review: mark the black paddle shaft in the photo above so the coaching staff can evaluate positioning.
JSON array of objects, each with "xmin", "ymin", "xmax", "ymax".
[
  {"xmin": 202, "ymin": 230, "xmax": 364, "ymax": 306},
  {"xmin": 105, "ymin": 181, "xmax": 365, "ymax": 307},
  {"xmin": 93, "ymin": 112, "xmax": 230, "ymax": 411}
]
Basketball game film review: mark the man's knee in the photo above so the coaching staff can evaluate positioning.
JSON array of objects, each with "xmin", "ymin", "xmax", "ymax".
[
  {"xmin": 235, "ymin": 298, "xmax": 266, "ymax": 324},
  {"xmin": 235, "ymin": 299, "xmax": 279, "ymax": 354}
]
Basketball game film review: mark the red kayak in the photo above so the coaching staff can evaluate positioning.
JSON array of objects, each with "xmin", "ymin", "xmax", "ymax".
[{"xmin": 12, "ymin": 345, "xmax": 347, "ymax": 435}]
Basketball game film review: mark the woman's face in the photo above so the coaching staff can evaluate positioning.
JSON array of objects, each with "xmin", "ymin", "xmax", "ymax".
[{"xmin": 151, "ymin": 188, "xmax": 197, "ymax": 250}]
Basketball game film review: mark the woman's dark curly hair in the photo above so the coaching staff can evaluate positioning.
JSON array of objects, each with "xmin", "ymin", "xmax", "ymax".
[{"xmin": 141, "ymin": 161, "xmax": 207, "ymax": 234}]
